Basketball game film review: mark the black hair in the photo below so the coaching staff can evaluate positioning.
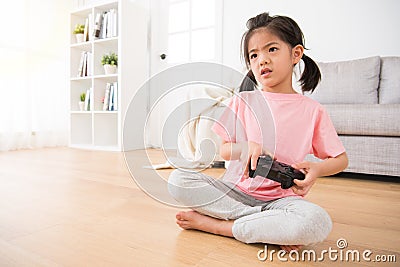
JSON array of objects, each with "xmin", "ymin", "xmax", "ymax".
[{"xmin": 239, "ymin": 12, "xmax": 321, "ymax": 93}]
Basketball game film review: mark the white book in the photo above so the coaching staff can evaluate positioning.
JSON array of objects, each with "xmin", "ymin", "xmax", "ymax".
[
  {"xmin": 82, "ymin": 52, "xmax": 88, "ymax": 76},
  {"xmin": 89, "ymin": 87, "xmax": 94, "ymax": 111},
  {"xmin": 112, "ymin": 82, "xmax": 118, "ymax": 111},
  {"xmin": 106, "ymin": 11, "xmax": 110, "ymax": 38},
  {"xmin": 93, "ymin": 12, "xmax": 103, "ymax": 39},
  {"xmin": 103, "ymin": 83, "xmax": 111, "ymax": 111},
  {"xmin": 77, "ymin": 51, "xmax": 85, "ymax": 77},
  {"xmin": 112, "ymin": 9, "xmax": 118, "ymax": 37},
  {"xmin": 99, "ymin": 12, "xmax": 105, "ymax": 39},
  {"xmin": 102, "ymin": 12, "xmax": 109, "ymax": 39},
  {"xmin": 143, "ymin": 162, "xmax": 173, "ymax": 170},
  {"xmin": 86, "ymin": 52, "xmax": 93, "ymax": 76},
  {"xmin": 83, "ymin": 17, "xmax": 89, "ymax": 42},
  {"xmin": 88, "ymin": 13, "xmax": 94, "ymax": 41},
  {"xmin": 108, "ymin": 9, "xmax": 113, "ymax": 37},
  {"xmin": 108, "ymin": 83, "xmax": 114, "ymax": 111},
  {"xmin": 107, "ymin": 10, "xmax": 114, "ymax": 38},
  {"xmin": 84, "ymin": 88, "xmax": 90, "ymax": 111}
]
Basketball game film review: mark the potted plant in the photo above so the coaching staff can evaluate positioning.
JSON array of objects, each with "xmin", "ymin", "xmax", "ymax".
[
  {"xmin": 79, "ymin": 92, "xmax": 86, "ymax": 111},
  {"xmin": 73, "ymin": 24, "xmax": 85, "ymax": 43},
  {"xmin": 101, "ymin": 52, "xmax": 118, "ymax": 74}
]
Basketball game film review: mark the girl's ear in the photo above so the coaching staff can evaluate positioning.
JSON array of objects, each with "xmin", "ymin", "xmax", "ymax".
[{"xmin": 292, "ymin": 45, "xmax": 304, "ymax": 65}]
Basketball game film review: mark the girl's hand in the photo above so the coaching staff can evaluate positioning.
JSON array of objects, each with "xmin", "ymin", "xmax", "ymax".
[
  {"xmin": 290, "ymin": 161, "xmax": 322, "ymax": 196},
  {"xmin": 242, "ymin": 141, "xmax": 273, "ymax": 178}
]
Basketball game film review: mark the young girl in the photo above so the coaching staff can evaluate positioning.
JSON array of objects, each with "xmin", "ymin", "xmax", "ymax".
[{"xmin": 168, "ymin": 12, "xmax": 348, "ymax": 252}]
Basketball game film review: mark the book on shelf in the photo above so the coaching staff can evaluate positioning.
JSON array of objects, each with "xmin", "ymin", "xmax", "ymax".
[
  {"xmin": 77, "ymin": 51, "xmax": 85, "ymax": 77},
  {"xmin": 108, "ymin": 83, "xmax": 114, "ymax": 111},
  {"xmin": 93, "ymin": 12, "xmax": 103, "ymax": 38},
  {"xmin": 83, "ymin": 17, "xmax": 89, "ymax": 42},
  {"xmin": 113, "ymin": 81, "xmax": 118, "ymax": 111},
  {"xmin": 86, "ymin": 52, "xmax": 93, "ymax": 76},
  {"xmin": 109, "ymin": 9, "xmax": 118, "ymax": 37},
  {"xmin": 89, "ymin": 87, "xmax": 94, "ymax": 111},
  {"xmin": 111, "ymin": 9, "xmax": 118, "ymax": 38},
  {"xmin": 103, "ymin": 83, "xmax": 111, "ymax": 111},
  {"xmin": 88, "ymin": 13, "xmax": 94, "ymax": 41},
  {"xmin": 82, "ymin": 52, "xmax": 87, "ymax": 77},
  {"xmin": 101, "ymin": 11, "xmax": 108, "ymax": 39},
  {"xmin": 102, "ymin": 82, "xmax": 118, "ymax": 111},
  {"xmin": 84, "ymin": 88, "xmax": 91, "ymax": 111},
  {"xmin": 105, "ymin": 9, "xmax": 118, "ymax": 38},
  {"xmin": 92, "ymin": 9, "xmax": 118, "ymax": 40},
  {"xmin": 77, "ymin": 51, "xmax": 92, "ymax": 77}
]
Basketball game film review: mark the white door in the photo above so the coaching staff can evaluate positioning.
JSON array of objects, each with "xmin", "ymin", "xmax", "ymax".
[{"xmin": 146, "ymin": 0, "xmax": 223, "ymax": 148}]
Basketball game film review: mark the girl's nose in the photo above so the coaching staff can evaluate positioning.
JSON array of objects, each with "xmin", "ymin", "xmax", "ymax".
[{"xmin": 259, "ymin": 53, "xmax": 270, "ymax": 65}]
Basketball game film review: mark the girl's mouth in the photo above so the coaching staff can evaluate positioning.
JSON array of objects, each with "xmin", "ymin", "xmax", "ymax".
[{"xmin": 261, "ymin": 68, "xmax": 272, "ymax": 76}]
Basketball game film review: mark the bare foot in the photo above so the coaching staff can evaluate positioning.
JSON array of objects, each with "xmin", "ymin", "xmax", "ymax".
[
  {"xmin": 176, "ymin": 211, "xmax": 303, "ymax": 249},
  {"xmin": 280, "ymin": 245, "xmax": 303, "ymax": 252},
  {"xmin": 176, "ymin": 210, "xmax": 234, "ymax": 237}
]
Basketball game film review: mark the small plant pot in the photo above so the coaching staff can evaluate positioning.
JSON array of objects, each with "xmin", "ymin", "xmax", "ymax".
[
  {"xmin": 78, "ymin": 101, "xmax": 85, "ymax": 111},
  {"xmin": 104, "ymin": 64, "xmax": 117, "ymax": 75},
  {"xmin": 75, "ymin": 33, "xmax": 84, "ymax": 43}
]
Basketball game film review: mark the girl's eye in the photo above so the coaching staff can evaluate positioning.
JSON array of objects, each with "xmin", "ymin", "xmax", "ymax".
[
  {"xmin": 250, "ymin": 54, "xmax": 257, "ymax": 59},
  {"xmin": 269, "ymin": 47, "xmax": 278, "ymax": 52}
]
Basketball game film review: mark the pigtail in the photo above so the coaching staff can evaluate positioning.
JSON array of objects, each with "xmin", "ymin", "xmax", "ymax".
[
  {"xmin": 239, "ymin": 70, "xmax": 257, "ymax": 92},
  {"xmin": 299, "ymin": 54, "xmax": 321, "ymax": 93}
]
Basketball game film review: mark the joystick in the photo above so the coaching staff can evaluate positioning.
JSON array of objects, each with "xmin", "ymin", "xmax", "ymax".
[{"xmin": 248, "ymin": 155, "xmax": 305, "ymax": 189}]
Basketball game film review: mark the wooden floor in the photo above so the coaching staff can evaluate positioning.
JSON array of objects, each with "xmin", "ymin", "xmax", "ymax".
[{"xmin": 0, "ymin": 148, "xmax": 399, "ymax": 267}]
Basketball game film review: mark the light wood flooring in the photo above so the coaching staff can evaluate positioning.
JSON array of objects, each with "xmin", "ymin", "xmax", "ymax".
[{"xmin": 0, "ymin": 148, "xmax": 399, "ymax": 266}]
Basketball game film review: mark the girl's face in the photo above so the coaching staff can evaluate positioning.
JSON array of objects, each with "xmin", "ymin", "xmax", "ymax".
[{"xmin": 247, "ymin": 29, "xmax": 303, "ymax": 93}]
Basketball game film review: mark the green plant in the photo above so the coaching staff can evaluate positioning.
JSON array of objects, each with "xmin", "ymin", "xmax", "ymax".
[
  {"xmin": 73, "ymin": 24, "xmax": 85, "ymax": 34},
  {"xmin": 101, "ymin": 52, "xmax": 118, "ymax": 66},
  {"xmin": 80, "ymin": 93, "xmax": 86, "ymax": 102}
]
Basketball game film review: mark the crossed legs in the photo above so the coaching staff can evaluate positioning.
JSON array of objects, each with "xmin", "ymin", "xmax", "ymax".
[{"xmin": 168, "ymin": 170, "xmax": 332, "ymax": 251}]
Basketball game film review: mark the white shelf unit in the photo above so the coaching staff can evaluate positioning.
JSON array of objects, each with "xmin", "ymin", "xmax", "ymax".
[{"xmin": 69, "ymin": 0, "xmax": 148, "ymax": 151}]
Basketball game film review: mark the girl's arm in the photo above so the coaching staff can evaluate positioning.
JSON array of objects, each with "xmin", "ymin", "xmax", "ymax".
[
  {"xmin": 219, "ymin": 140, "xmax": 243, "ymax": 161},
  {"xmin": 220, "ymin": 140, "xmax": 273, "ymax": 175},
  {"xmin": 291, "ymin": 152, "xmax": 349, "ymax": 196}
]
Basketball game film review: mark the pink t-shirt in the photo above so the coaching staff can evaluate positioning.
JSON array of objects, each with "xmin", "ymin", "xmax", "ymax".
[{"xmin": 212, "ymin": 90, "xmax": 345, "ymax": 201}]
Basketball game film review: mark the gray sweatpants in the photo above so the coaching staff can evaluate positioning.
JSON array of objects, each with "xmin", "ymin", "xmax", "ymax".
[{"xmin": 168, "ymin": 169, "xmax": 332, "ymax": 245}]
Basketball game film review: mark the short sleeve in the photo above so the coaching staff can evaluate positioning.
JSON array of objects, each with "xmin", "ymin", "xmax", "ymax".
[
  {"xmin": 212, "ymin": 93, "xmax": 264, "ymax": 144},
  {"xmin": 312, "ymin": 106, "xmax": 346, "ymax": 159},
  {"xmin": 211, "ymin": 96, "xmax": 239, "ymax": 142}
]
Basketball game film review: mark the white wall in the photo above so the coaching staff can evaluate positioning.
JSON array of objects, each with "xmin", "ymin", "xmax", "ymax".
[{"xmin": 222, "ymin": 0, "xmax": 400, "ymax": 72}]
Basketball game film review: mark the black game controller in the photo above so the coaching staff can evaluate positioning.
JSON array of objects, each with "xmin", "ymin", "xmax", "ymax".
[{"xmin": 248, "ymin": 155, "xmax": 305, "ymax": 189}]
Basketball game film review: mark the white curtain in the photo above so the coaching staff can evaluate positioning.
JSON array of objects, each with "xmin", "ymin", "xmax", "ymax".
[{"xmin": 0, "ymin": 0, "xmax": 70, "ymax": 151}]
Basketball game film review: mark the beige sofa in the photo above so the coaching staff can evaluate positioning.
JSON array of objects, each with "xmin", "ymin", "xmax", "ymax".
[
  {"xmin": 307, "ymin": 56, "xmax": 400, "ymax": 176},
  {"xmin": 182, "ymin": 56, "xmax": 399, "ymax": 176}
]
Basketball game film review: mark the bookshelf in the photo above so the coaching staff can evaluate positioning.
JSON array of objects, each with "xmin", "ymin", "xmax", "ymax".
[{"xmin": 69, "ymin": 0, "xmax": 148, "ymax": 151}]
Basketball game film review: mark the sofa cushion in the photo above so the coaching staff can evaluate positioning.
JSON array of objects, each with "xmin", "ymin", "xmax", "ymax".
[
  {"xmin": 379, "ymin": 56, "xmax": 400, "ymax": 104},
  {"xmin": 324, "ymin": 104, "xmax": 400, "ymax": 136},
  {"xmin": 308, "ymin": 56, "xmax": 380, "ymax": 104}
]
